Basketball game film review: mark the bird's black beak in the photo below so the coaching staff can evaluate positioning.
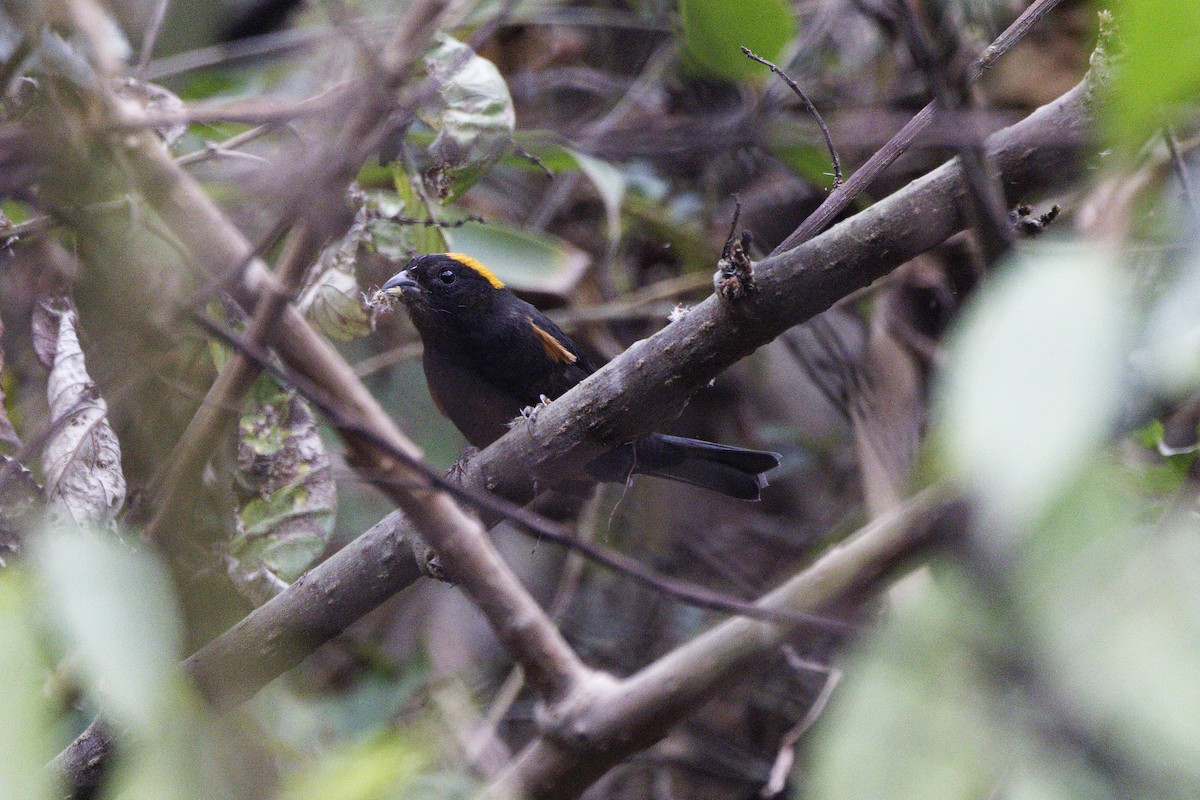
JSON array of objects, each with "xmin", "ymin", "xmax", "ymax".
[{"xmin": 381, "ymin": 270, "xmax": 420, "ymax": 299}]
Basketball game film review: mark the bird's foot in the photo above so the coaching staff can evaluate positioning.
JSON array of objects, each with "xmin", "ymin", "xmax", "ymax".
[
  {"xmin": 509, "ymin": 394, "xmax": 553, "ymax": 429},
  {"xmin": 446, "ymin": 446, "xmax": 480, "ymax": 483}
]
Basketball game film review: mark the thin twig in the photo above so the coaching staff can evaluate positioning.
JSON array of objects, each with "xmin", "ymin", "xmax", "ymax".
[
  {"xmin": 877, "ymin": 0, "xmax": 1013, "ymax": 260},
  {"xmin": 742, "ymin": 47, "xmax": 842, "ymax": 187},
  {"xmin": 760, "ymin": 668, "xmax": 843, "ymax": 797},
  {"xmin": 136, "ymin": 0, "xmax": 172, "ymax": 77},
  {"xmin": 721, "ymin": 195, "xmax": 743, "ymax": 259},
  {"xmin": 511, "ymin": 140, "xmax": 554, "ymax": 179},
  {"xmin": 385, "ymin": 213, "xmax": 485, "ymax": 227},
  {"xmin": 175, "ymin": 122, "xmax": 278, "ymax": 166}
]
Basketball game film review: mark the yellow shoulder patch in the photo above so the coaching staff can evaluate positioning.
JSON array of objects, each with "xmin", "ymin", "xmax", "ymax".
[
  {"xmin": 446, "ymin": 253, "xmax": 505, "ymax": 289},
  {"xmin": 527, "ymin": 317, "xmax": 578, "ymax": 364}
]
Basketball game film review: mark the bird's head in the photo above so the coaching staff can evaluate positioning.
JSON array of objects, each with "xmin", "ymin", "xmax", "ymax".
[{"xmin": 380, "ymin": 253, "xmax": 506, "ymax": 324}]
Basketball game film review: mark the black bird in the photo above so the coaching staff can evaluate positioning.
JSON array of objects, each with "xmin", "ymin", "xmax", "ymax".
[{"xmin": 380, "ymin": 253, "xmax": 780, "ymax": 500}]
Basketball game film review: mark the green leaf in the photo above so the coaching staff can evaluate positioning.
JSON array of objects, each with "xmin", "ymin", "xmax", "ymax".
[
  {"xmin": 0, "ymin": 573, "xmax": 57, "ymax": 800},
  {"xmin": 299, "ymin": 201, "xmax": 373, "ymax": 342},
  {"xmin": 418, "ymin": 33, "xmax": 515, "ymax": 201},
  {"xmin": 367, "ymin": 179, "xmax": 448, "ymax": 260},
  {"xmin": 936, "ymin": 246, "xmax": 1128, "ymax": 529},
  {"xmin": 1015, "ymin": 467, "xmax": 1200, "ymax": 796},
  {"xmin": 680, "ymin": 0, "xmax": 797, "ymax": 82},
  {"xmin": 1108, "ymin": 1, "xmax": 1200, "ymax": 151},
  {"xmin": 231, "ymin": 379, "xmax": 335, "ymax": 601},
  {"xmin": 770, "ymin": 139, "xmax": 842, "ymax": 192},
  {"xmin": 1143, "ymin": 249, "xmax": 1200, "ymax": 394},
  {"xmin": 444, "ymin": 220, "xmax": 589, "ymax": 297}
]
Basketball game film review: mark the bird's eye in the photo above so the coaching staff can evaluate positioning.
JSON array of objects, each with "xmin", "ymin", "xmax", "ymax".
[{"xmin": 438, "ymin": 269, "xmax": 456, "ymax": 285}]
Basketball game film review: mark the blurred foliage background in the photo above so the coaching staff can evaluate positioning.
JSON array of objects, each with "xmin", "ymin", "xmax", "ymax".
[{"xmin": 2, "ymin": 0, "xmax": 1200, "ymax": 799}]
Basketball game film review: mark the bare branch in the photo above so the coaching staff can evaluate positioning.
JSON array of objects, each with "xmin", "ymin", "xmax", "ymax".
[{"xmin": 136, "ymin": 0, "xmax": 171, "ymax": 76}]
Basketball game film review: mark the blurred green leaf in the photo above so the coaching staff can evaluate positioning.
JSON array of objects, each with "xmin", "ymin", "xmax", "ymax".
[
  {"xmin": 281, "ymin": 734, "xmax": 424, "ymax": 800},
  {"xmin": 371, "ymin": 179, "xmax": 449, "ymax": 260},
  {"xmin": 34, "ymin": 525, "xmax": 184, "ymax": 731},
  {"xmin": 1108, "ymin": 1, "xmax": 1200, "ymax": 151},
  {"xmin": 770, "ymin": 140, "xmax": 841, "ymax": 192},
  {"xmin": 1143, "ymin": 248, "xmax": 1200, "ymax": 394},
  {"xmin": 0, "ymin": 199, "xmax": 33, "ymax": 224},
  {"xmin": 364, "ymin": 359, "xmax": 464, "ymax": 471},
  {"xmin": 34, "ymin": 526, "xmax": 263, "ymax": 800},
  {"xmin": 1016, "ymin": 468, "xmax": 1200, "ymax": 795},
  {"xmin": 500, "ymin": 137, "xmax": 585, "ymax": 172},
  {"xmin": 445, "ymin": 220, "xmax": 589, "ymax": 296},
  {"xmin": 680, "ymin": 0, "xmax": 796, "ymax": 82},
  {"xmin": 936, "ymin": 246, "xmax": 1127, "ymax": 528},
  {"xmin": 0, "ymin": 572, "xmax": 57, "ymax": 800},
  {"xmin": 175, "ymin": 69, "xmax": 246, "ymax": 101}
]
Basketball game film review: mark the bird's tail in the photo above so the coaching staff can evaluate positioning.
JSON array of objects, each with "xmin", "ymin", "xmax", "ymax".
[{"xmin": 586, "ymin": 434, "xmax": 781, "ymax": 501}]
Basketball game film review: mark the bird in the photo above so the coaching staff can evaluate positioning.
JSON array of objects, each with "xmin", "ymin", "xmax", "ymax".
[{"xmin": 379, "ymin": 253, "xmax": 780, "ymax": 500}]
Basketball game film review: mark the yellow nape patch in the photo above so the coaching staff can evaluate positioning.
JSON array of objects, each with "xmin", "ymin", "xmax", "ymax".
[
  {"xmin": 446, "ymin": 253, "xmax": 505, "ymax": 289},
  {"xmin": 527, "ymin": 317, "xmax": 578, "ymax": 364}
]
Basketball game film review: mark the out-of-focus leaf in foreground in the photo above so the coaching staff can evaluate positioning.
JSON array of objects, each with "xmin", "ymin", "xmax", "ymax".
[
  {"xmin": 808, "ymin": 242, "xmax": 1200, "ymax": 800},
  {"xmin": 1018, "ymin": 469, "xmax": 1200, "ymax": 796},
  {"xmin": 35, "ymin": 525, "xmax": 183, "ymax": 730},
  {"xmin": 936, "ymin": 246, "xmax": 1127, "ymax": 529},
  {"xmin": 1142, "ymin": 246, "xmax": 1200, "ymax": 394},
  {"xmin": 807, "ymin": 465, "xmax": 1200, "ymax": 800},
  {"xmin": 0, "ymin": 572, "xmax": 57, "ymax": 800},
  {"xmin": 805, "ymin": 570, "xmax": 1001, "ymax": 800},
  {"xmin": 1108, "ymin": 1, "xmax": 1200, "ymax": 152},
  {"xmin": 36, "ymin": 525, "xmax": 270, "ymax": 799},
  {"xmin": 280, "ymin": 733, "xmax": 424, "ymax": 800},
  {"xmin": 33, "ymin": 297, "xmax": 126, "ymax": 524}
]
